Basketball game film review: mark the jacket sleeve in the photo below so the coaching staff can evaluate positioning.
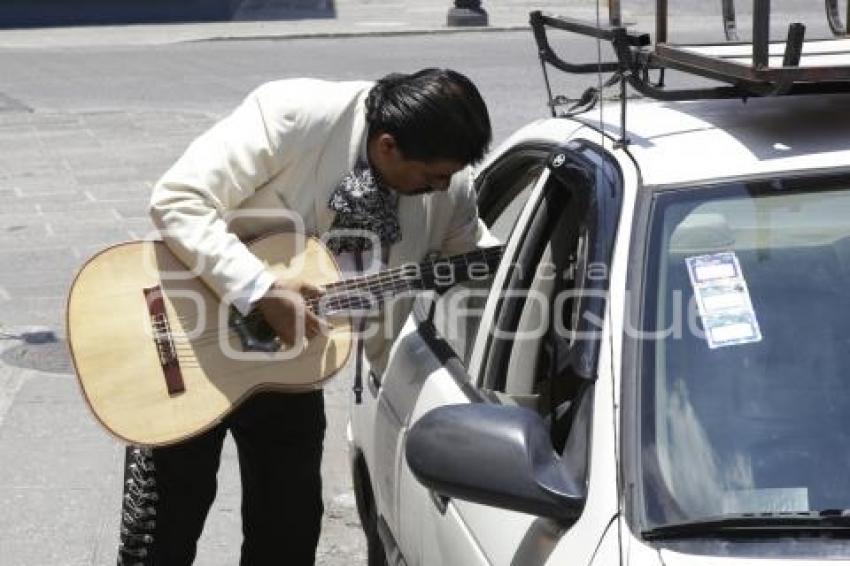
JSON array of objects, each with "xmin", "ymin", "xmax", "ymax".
[
  {"xmin": 149, "ymin": 83, "xmax": 302, "ymax": 310},
  {"xmin": 439, "ymin": 167, "xmax": 500, "ymax": 257}
]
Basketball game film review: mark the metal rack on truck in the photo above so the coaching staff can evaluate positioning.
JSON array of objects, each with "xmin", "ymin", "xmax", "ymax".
[{"xmin": 530, "ymin": 0, "xmax": 850, "ymax": 111}]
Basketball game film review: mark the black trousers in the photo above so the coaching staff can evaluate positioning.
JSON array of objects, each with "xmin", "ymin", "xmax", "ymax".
[{"xmin": 118, "ymin": 390, "xmax": 326, "ymax": 566}]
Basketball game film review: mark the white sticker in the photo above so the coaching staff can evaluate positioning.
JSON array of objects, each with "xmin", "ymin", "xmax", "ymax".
[
  {"xmin": 686, "ymin": 252, "xmax": 762, "ymax": 349},
  {"xmin": 707, "ymin": 318, "xmax": 759, "ymax": 343},
  {"xmin": 698, "ymin": 282, "xmax": 749, "ymax": 312},
  {"xmin": 694, "ymin": 262, "xmax": 737, "ymax": 282}
]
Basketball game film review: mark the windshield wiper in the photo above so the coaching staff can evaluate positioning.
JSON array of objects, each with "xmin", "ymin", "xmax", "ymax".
[{"xmin": 643, "ymin": 511, "xmax": 850, "ymax": 540}]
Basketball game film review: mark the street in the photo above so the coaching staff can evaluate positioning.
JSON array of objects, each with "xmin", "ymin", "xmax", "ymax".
[{"xmin": 0, "ymin": 29, "xmax": 574, "ymax": 565}]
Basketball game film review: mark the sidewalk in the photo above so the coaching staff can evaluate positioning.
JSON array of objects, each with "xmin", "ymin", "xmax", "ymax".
[
  {"xmin": 0, "ymin": 4, "xmax": 561, "ymax": 563},
  {"xmin": 0, "ymin": 1, "xmax": 587, "ymax": 48},
  {"xmin": 0, "ymin": 3, "xmax": 573, "ymax": 562},
  {"xmin": 0, "ymin": 0, "xmax": 829, "ymax": 49}
]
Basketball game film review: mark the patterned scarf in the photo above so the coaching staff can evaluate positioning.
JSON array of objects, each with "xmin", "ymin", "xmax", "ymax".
[{"xmin": 326, "ymin": 160, "xmax": 401, "ymax": 254}]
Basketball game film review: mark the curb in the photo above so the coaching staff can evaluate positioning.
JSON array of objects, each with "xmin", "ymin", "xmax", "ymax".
[{"xmin": 185, "ymin": 24, "xmax": 530, "ymax": 43}]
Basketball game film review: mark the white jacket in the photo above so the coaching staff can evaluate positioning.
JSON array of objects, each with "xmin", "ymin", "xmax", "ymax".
[{"xmin": 150, "ymin": 78, "xmax": 494, "ymax": 370}]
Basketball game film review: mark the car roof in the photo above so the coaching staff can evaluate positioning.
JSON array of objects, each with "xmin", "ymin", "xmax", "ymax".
[{"xmin": 490, "ymin": 94, "xmax": 850, "ymax": 188}]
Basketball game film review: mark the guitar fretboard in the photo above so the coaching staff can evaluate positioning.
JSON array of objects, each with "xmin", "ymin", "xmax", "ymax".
[{"xmin": 308, "ymin": 245, "xmax": 505, "ymax": 315}]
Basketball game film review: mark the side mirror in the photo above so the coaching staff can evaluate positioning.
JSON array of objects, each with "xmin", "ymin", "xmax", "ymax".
[{"xmin": 405, "ymin": 403, "xmax": 585, "ymax": 522}]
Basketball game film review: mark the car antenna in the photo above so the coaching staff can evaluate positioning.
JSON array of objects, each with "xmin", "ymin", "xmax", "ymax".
[{"xmin": 607, "ymin": 1, "xmax": 630, "ymax": 148}]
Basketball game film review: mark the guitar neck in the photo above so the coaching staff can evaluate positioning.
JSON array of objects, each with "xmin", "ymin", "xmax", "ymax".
[{"xmin": 310, "ymin": 245, "xmax": 504, "ymax": 315}]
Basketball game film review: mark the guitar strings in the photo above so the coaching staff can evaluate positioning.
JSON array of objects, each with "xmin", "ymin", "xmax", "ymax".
[
  {"xmin": 158, "ymin": 280, "xmax": 409, "ymax": 352},
  {"xmin": 253, "ymin": 245, "xmax": 504, "ymax": 320},
  {"xmin": 313, "ymin": 245, "xmax": 503, "ymax": 296},
  {"xmin": 160, "ymin": 262, "xmax": 477, "ymax": 350},
  {"xmin": 157, "ymin": 274, "xmax": 415, "ymax": 347},
  {"xmin": 161, "ymin": 247, "xmax": 502, "ymax": 346},
  {"xmin": 158, "ymin": 247, "xmax": 503, "ymax": 352},
  {"xmin": 154, "ymin": 247, "xmax": 506, "ymax": 369},
  {"xmin": 153, "ymin": 246, "xmax": 504, "ymax": 351}
]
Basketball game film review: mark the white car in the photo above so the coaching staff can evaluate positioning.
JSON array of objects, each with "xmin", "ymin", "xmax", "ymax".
[{"xmin": 348, "ymin": 8, "xmax": 850, "ymax": 566}]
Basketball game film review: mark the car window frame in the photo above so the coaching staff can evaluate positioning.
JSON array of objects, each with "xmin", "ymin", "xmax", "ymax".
[
  {"xmin": 480, "ymin": 140, "xmax": 625, "ymax": 392},
  {"xmin": 412, "ymin": 143, "xmax": 557, "ymax": 361},
  {"xmin": 469, "ymin": 139, "xmax": 624, "ymax": 511}
]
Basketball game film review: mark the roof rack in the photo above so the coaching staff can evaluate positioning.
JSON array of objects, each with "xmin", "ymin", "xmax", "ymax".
[{"xmin": 530, "ymin": 0, "xmax": 850, "ymax": 114}]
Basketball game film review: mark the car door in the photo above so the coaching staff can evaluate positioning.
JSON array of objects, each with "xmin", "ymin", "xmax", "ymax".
[
  {"xmin": 391, "ymin": 136, "xmax": 625, "ymax": 565},
  {"xmin": 361, "ymin": 142, "xmax": 556, "ymax": 563}
]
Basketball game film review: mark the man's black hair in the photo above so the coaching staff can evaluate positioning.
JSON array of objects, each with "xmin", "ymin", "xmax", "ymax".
[{"xmin": 365, "ymin": 68, "xmax": 492, "ymax": 165}]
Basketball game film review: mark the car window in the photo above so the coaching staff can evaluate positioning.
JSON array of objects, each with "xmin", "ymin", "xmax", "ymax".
[
  {"xmin": 428, "ymin": 154, "xmax": 548, "ymax": 366},
  {"xmin": 487, "ymin": 183, "xmax": 587, "ymax": 414},
  {"xmin": 478, "ymin": 142, "xmax": 622, "ymax": 458}
]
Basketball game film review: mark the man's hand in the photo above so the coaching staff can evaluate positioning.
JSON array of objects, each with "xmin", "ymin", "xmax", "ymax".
[{"xmin": 256, "ymin": 279, "xmax": 330, "ymax": 348}]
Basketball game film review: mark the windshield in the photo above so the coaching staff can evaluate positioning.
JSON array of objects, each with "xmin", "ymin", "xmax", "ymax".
[{"xmin": 637, "ymin": 176, "xmax": 850, "ymax": 532}]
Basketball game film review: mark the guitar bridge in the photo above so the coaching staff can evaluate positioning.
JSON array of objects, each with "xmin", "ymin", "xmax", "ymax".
[{"xmin": 143, "ymin": 285, "xmax": 185, "ymax": 396}]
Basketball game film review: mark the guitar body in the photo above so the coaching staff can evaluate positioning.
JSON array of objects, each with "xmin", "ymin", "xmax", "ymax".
[{"xmin": 67, "ymin": 233, "xmax": 352, "ymax": 447}]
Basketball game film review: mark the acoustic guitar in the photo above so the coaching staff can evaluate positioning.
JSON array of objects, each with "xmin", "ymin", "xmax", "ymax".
[{"xmin": 67, "ymin": 232, "xmax": 502, "ymax": 447}]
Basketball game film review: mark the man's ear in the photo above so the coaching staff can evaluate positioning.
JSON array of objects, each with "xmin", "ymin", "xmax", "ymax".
[{"xmin": 376, "ymin": 133, "xmax": 400, "ymax": 158}]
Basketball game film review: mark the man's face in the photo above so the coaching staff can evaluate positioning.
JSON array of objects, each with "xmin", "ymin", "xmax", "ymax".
[
  {"xmin": 370, "ymin": 133, "xmax": 465, "ymax": 195},
  {"xmin": 380, "ymin": 157, "xmax": 465, "ymax": 195}
]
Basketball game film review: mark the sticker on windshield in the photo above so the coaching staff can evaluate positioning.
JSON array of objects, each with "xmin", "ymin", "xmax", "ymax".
[{"xmin": 685, "ymin": 252, "xmax": 762, "ymax": 349}]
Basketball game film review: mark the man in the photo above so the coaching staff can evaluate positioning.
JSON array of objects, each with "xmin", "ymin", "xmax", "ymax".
[{"xmin": 117, "ymin": 68, "xmax": 495, "ymax": 565}]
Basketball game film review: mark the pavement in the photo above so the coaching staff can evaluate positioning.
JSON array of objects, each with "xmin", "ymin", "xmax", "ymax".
[
  {"xmin": 0, "ymin": 0, "xmax": 590, "ymax": 48},
  {"xmin": 0, "ymin": 2, "xmax": 570, "ymax": 564},
  {"xmin": 0, "ymin": 0, "xmax": 838, "ymax": 564},
  {"xmin": 0, "ymin": 0, "xmax": 830, "ymax": 49}
]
